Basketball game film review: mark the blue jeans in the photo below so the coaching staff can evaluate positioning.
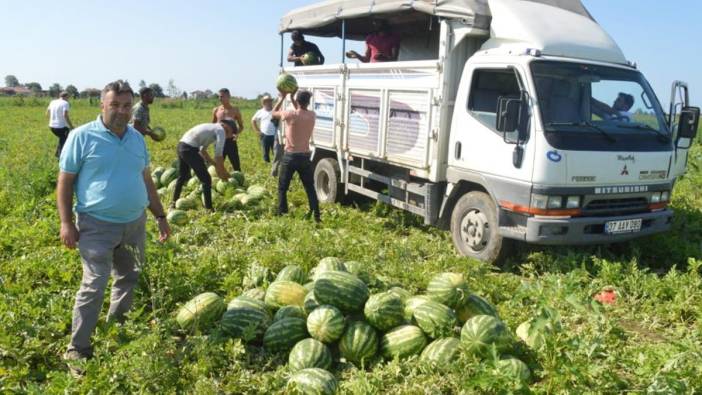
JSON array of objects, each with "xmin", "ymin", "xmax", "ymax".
[{"xmin": 260, "ymin": 135, "xmax": 275, "ymax": 163}]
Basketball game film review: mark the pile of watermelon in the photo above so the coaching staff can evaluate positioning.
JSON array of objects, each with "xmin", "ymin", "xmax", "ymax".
[
  {"xmin": 174, "ymin": 258, "xmax": 536, "ymax": 394},
  {"xmin": 150, "ymin": 161, "xmax": 270, "ymax": 225}
]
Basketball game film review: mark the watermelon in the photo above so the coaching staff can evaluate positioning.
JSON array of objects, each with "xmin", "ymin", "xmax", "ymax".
[
  {"xmin": 288, "ymin": 338, "xmax": 333, "ymax": 371},
  {"xmin": 274, "ymin": 305, "xmax": 306, "ymax": 322},
  {"xmin": 388, "ymin": 287, "xmax": 412, "ymax": 302},
  {"xmin": 231, "ymin": 171, "xmax": 245, "ymax": 186},
  {"xmin": 176, "ymin": 292, "xmax": 225, "ymax": 331},
  {"xmin": 242, "ymin": 287, "xmax": 266, "ymax": 301},
  {"xmin": 287, "ymin": 368, "xmax": 338, "ymax": 395},
  {"xmin": 227, "ymin": 295, "xmax": 267, "ymax": 312},
  {"xmin": 338, "ymin": 321, "xmax": 378, "ymax": 367},
  {"xmin": 380, "ymin": 325, "xmax": 428, "ymax": 359},
  {"xmin": 186, "ymin": 176, "xmax": 200, "ymax": 190},
  {"xmin": 167, "ymin": 210, "xmax": 188, "ymax": 226},
  {"xmin": 160, "ymin": 168, "xmax": 178, "ymax": 186},
  {"xmin": 263, "ymin": 317, "xmax": 308, "ymax": 352},
  {"xmin": 516, "ymin": 319, "xmax": 548, "ymax": 349},
  {"xmin": 276, "ymin": 73, "xmax": 298, "ymax": 94},
  {"xmin": 427, "ymin": 272, "xmax": 470, "ymax": 308},
  {"xmin": 300, "ymin": 52, "xmax": 319, "ymax": 66},
  {"xmin": 157, "ymin": 187, "xmax": 167, "ymax": 198},
  {"xmin": 167, "ymin": 179, "xmax": 178, "ymax": 193},
  {"xmin": 413, "ymin": 300, "xmax": 457, "ymax": 339},
  {"xmin": 420, "ymin": 337, "xmax": 461, "ymax": 366},
  {"xmin": 344, "ymin": 261, "xmax": 371, "ymax": 284},
  {"xmin": 216, "ymin": 179, "xmax": 237, "ymax": 196},
  {"xmin": 307, "ymin": 305, "xmax": 345, "ymax": 343},
  {"xmin": 403, "ymin": 295, "xmax": 431, "ymax": 322},
  {"xmin": 496, "ymin": 357, "xmax": 532, "ymax": 382},
  {"xmin": 247, "ymin": 185, "xmax": 267, "ymax": 200},
  {"xmin": 151, "ymin": 166, "xmax": 165, "ymax": 182},
  {"xmin": 151, "ymin": 126, "xmax": 166, "ymax": 142},
  {"xmin": 276, "ymin": 265, "xmax": 307, "ymax": 285},
  {"xmin": 208, "ymin": 165, "xmax": 217, "ymax": 178},
  {"xmin": 460, "ymin": 315, "xmax": 512, "ymax": 357},
  {"xmin": 243, "ymin": 263, "xmax": 271, "ymax": 289},
  {"xmin": 151, "ymin": 175, "xmax": 161, "ymax": 188},
  {"xmin": 304, "ymin": 291, "xmax": 320, "ymax": 315},
  {"xmin": 314, "ymin": 271, "xmax": 369, "ymax": 313},
  {"xmin": 363, "ymin": 291, "xmax": 404, "ymax": 332},
  {"xmin": 311, "ymin": 257, "xmax": 346, "ymax": 281},
  {"xmin": 175, "ymin": 197, "xmax": 197, "ymax": 210},
  {"xmin": 303, "ymin": 281, "xmax": 315, "ymax": 293},
  {"xmin": 220, "ymin": 306, "xmax": 271, "ymax": 341},
  {"xmin": 456, "ymin": 294, "xmax": 498, "ymax": 323},
  {"xmin": 265, "ymin": 281, "xmax": 306, "ymax": 309},
  {"xmin": 171, "ymin": 159, "xmax": 179, "ymax": 169}
]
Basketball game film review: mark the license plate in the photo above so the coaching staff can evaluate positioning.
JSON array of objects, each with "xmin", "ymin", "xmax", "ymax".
[{"xmin": 605, "ymin": 219, "xmax": 642, "ymax": 234}]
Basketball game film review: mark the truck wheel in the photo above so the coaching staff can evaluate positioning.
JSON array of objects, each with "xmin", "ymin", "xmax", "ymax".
[
  {"xmin": 314, "ymin": 158, "xmax": 341, "ymax": 204},
  {"xmin": 450, "ymin": 191, "xmax": 511, "ymax": 264}
]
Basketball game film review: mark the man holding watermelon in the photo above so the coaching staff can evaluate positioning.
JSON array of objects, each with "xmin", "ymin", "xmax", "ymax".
[
  {"xmin": 287, "ymin": 30, "xmax": 325, "ymax": 66},
  {"xmin": 57, "ymin": 80, "xmax": 170, "ymax": 376},
  {"xmin": 130, "ymin": 87, "xmax": 156, "ymax": 139}
]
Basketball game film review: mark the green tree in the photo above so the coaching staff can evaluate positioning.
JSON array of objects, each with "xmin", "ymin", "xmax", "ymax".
[
  {"xmin": 65, "ymin": 85, "xmax": 79, "ymax": 98},
  {"xmin": 24, "ymin": 82, "xmax": 42, "ymax": 94},
  {"xmin": 139, "ymin": 80, "xmax": 147, "ymax": 90},
  {"xmin": 48, "ymin": 83, "xmax": 63, "ymax": 98},
  {"xmin": 5, "ymin": 75, "xmax": 19, "ymax": 87},
  {"xmin": 149, "ymin": 83, "xmax": 165, "ymax": 98}
]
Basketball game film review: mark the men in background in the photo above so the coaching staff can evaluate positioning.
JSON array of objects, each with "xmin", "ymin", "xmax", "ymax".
[
  {"xmin": 346, "ymin": 20, "xmax": 400, "ymax": 63},
  {"xmin": 252, "ymin": 95, "xmax": 278, "ymax": 163},
  {"xmin": 47, "ymin": 91, "xmax": 75, "ymax": 158},
  {"xmin": 272, "ymin": 89, "xmax": 320, "ymax": 223},
  {"xmin": 287, "ymin": 30, "xmax": 325, "ymax": 66},
  {"xmin": 211, "ymin": 88, "xmax": 244, "ymax": 171},
  {"xmin": 57, "ymin": 80, "xmax": 170, "ymax": 376},
  {"xmin": 131, "ymin": 87, "xmax": 156, "ymax": 139},
  {"xmin": 171, "ymin": 119, "xmax": 235, "ymax": 211}
]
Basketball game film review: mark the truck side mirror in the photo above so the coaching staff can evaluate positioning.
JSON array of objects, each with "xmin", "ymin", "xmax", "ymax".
[
  {"xmin": 496, "ymin": 91, "xmax": 529, "ymax": 144},
  {"xmin": 678, "ymin": 106, "xmax": 700, "ymax": 139}
]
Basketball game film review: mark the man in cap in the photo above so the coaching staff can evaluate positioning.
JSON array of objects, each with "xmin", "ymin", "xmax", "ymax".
[
  {"xmin": 252, "ymin": 95, "xmax": 279, "ymax": 162},
  {"xmin": 47, "ymin": 91, "xmax": 75, "ymax": 158}
]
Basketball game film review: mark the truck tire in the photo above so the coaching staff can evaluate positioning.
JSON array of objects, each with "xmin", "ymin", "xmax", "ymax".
[
  {"xmin": 450, "ymin": 191, "xmax": 512, "ymax": 264},
  {"xmin": 314, "ymin": 158, "xmax": 341, "ymax": 204}
]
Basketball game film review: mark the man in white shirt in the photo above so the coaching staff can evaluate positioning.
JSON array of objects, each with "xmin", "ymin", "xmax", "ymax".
[
  {"xmin": 251, "ymin": 95, "xmax": 279, "ymax": 162},
  {"xmin": 47, "ymin": 91, "xmax": 75, "ymax": 158}
]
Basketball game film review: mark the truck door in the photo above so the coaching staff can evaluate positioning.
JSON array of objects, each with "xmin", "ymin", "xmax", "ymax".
[{"xmin": 448, "ymin": 64, "xmax": 535, "ymax": 203}]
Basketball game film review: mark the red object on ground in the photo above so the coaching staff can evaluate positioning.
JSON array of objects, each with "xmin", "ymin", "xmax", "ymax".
[{"xmin": 594, "ymin": 287, "xmax": 617, "ymax": 305}]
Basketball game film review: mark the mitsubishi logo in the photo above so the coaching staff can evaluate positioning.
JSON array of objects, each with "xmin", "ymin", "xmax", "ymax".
[{"xmin": 621, "ymin": 165, "xmax": 629, "ymax": 176}]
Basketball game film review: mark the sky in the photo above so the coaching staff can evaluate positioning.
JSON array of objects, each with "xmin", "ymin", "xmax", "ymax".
[{"xmin": 0, "ymin": 1, "xmax": 700, "ymax": 105}]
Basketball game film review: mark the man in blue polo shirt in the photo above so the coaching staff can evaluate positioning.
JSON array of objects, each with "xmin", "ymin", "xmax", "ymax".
[{"xmin": 57, "ymin": 80, "xmax": 170, "ymax": 375}]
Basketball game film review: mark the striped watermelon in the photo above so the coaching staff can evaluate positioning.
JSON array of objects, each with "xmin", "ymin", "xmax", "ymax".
[
  {"xmin": 220, "ymin": 306, "xmax": 271, "ymax": 341},
  {"xmin": 167, "ymin": 210, "xmax": 188, "ymax": 226},
  {"xmin": 363, "ymin": 291, "xmax": 404, "ymax": 331},
  {"xmin": 413, "ymin": 300, "xmax": 458, "ymax": 339},
  {"xmin": 388, "ymin": 287, "xmax": 412, "ymax": 302},
  {"xmin": 242, "ymin": 287, "xmax": 266, "ymax": 301},
  {"xmin": 460, "ymin": 315, "xmax": 512, "ymax": 357},
  {"xmin": 227, "ymin": 295, "xmax": 267, "ymax": 312},
  {"xmin": 243, "ymin": 263, "xmax": 271, "ymax": 289},
  {"xmin": 380, "ymin": 325, "xmax": 428, "ymax": 359},
  {"xmin": 176, "ymin": 292, "xmax": 225, "ymax": 331},
  {"xmin": 265, "ymin": 281, "xmax": 306, "ymax": 309},
  {"xmin": 307, "ymin": 305, "xmax": 345, "ymax": 343},
  {"xmin": 288, "ymin": 338, "xmax": 333, "ymax": 371},
  {"xmin": 276, "ymin": 265, "xmax": 307, "ymax": 285},
  {"xmin": 344, "ymin": 260, "xmax": 371, "ymax": 284},
  {"xmin": 160, "ymin": 168, "xmax": 177, "ymax": 186},
  {"xmin": 456, "ymin": 294, "xmax": 498, "ymax": 323},
  {"xmin": 403, "ymin": 295, "xmax": 431, "ymax": 322},
  {"xmin": 496, "ymin": 357, "xmax": 532, "ymax": 382},
  {"xmin": 274, "ymin": 305, "xmax": 306, "ymax": 322},
  {"xmin": 287, "ymin": 368, "xmax": 338, "ymax": 395},
  {"xmin": 420, "ymin": 338, "xmax": 461, "ymax": 366},
  {"xmin": 276, "ymin": 73, "xmax": 299, "ymax": 95},
  {"xmin": 311, "ymin": 257, "xmax": 347, "ymax": 281},
  {"xmin": 304, "ymin": 291, "xmax": 320, "ymax": 315},
  {"xmin": 516, "ymin": 319, "xmax": 551, "ymax": 349},
  {"xmin": 314, "ymin": 271, "xmax": 369, "ymax": 313},
  {"xmin": 426, "ymin": 272, "xmax": 470, "ymax": 308},
  {"xmin": 303, "ymin": 281, "xmax": 315, "ymax": 292},
  {"xmin": 338, "ymin": 320, "xmax": 378, "ymax": 367},
  {"xmin": 263, "ymin": 317, "xmax": 308, "ymax": 352}
]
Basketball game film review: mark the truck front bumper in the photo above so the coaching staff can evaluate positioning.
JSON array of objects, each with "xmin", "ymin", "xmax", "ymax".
[{"xmin": 524, "ymin": 209, "xmax": 673, "ymax": 245}]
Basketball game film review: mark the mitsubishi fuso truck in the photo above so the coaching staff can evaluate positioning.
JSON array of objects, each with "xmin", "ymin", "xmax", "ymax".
[{"xmin": 277, "ymin": 0, "xmax": 700, "ymax": 263}]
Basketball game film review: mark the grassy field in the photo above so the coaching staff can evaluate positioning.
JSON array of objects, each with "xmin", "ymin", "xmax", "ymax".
[{"xmin": 1, "ymin": 97, "xmax": 701, "ymax": 394}]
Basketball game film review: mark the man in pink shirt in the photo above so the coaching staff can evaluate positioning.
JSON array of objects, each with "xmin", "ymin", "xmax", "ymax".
[
  {"xmin": 272, "ymin": 89, "xmax": 321, "ymax": 222},
  {"xmin": 346, "ymin": 20, "xmax": 400, "ymax": 63}
]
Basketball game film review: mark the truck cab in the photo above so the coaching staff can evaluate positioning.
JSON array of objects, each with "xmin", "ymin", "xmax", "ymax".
[{"xmin": 278, "ymin": 0, "xmax": 700, "ymax": 264}]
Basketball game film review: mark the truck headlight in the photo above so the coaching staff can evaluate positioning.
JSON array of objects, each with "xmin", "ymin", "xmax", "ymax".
[
  {"xmin": 661, "ymin": 191, "xmax": 670, "ymax": 202},
  {"xmin": 547, "ymin": 196, "xmax": 563, "ymax": 209},
  {"xmin": 531, "ymin": 194, "xmax": 548, "ymax": 209},
  {"xmin": 650, "ymin": 192, "xmax": 661, "ymax": 203},
  {"xmin": 566, "ymin": 196, "xmax": 581, "ymax": 209}
]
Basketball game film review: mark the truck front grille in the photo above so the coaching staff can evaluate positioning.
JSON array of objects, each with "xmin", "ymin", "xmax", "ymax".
[{"xmin": 583, "ymin": 197, "xmax": 649, "ymax": 216}]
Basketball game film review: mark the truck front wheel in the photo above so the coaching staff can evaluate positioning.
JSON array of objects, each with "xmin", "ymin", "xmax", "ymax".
[
  {"xmin": 314, "ymin": 158, "xmax": 342, "ymax": 204},
  {"xmin": 450, "ymin": 191, "xmax": 511, "ymax": 264}
]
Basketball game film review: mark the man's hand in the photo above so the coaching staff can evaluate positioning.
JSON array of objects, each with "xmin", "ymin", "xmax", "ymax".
[
  {"xmin": 346, "ymin": 50, "xmax": 359, "ymax": 59},
  {"xmin": 156, "ymin": 218, "xmax": 171, "ymax": 243},
  {"xmin": 60, "ymin": 222, "xmax": 79, "ymax": 249}
]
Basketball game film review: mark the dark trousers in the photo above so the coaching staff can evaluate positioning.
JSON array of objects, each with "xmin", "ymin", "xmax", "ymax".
[
  {"xmin": 278, "ymin": 152, "xmax": 320, "ymax": 220},
  {"xmin": 260, "ymin": 135, "xmax": 275, "ymax": 163},
  {"xmin": 50, "ymin": 127, "xmax": 70, "ymax": 158},
  {"xmin": 173, "ymin": 142, "xmax": 213, "ymax": 209},
  {"xmin": 224, "ymin": 138, "xmax": 241, "ymax": 171}
]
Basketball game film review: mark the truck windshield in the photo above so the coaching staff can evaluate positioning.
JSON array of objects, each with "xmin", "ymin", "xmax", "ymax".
[{"xmin": 531, "ymin": 61, "xmax": 671, "ymax": 152}]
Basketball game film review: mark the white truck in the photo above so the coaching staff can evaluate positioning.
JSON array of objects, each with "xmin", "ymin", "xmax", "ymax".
[{"xmin": 278, "ymin": 0, "xmax": 700, "ymax": 263}]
